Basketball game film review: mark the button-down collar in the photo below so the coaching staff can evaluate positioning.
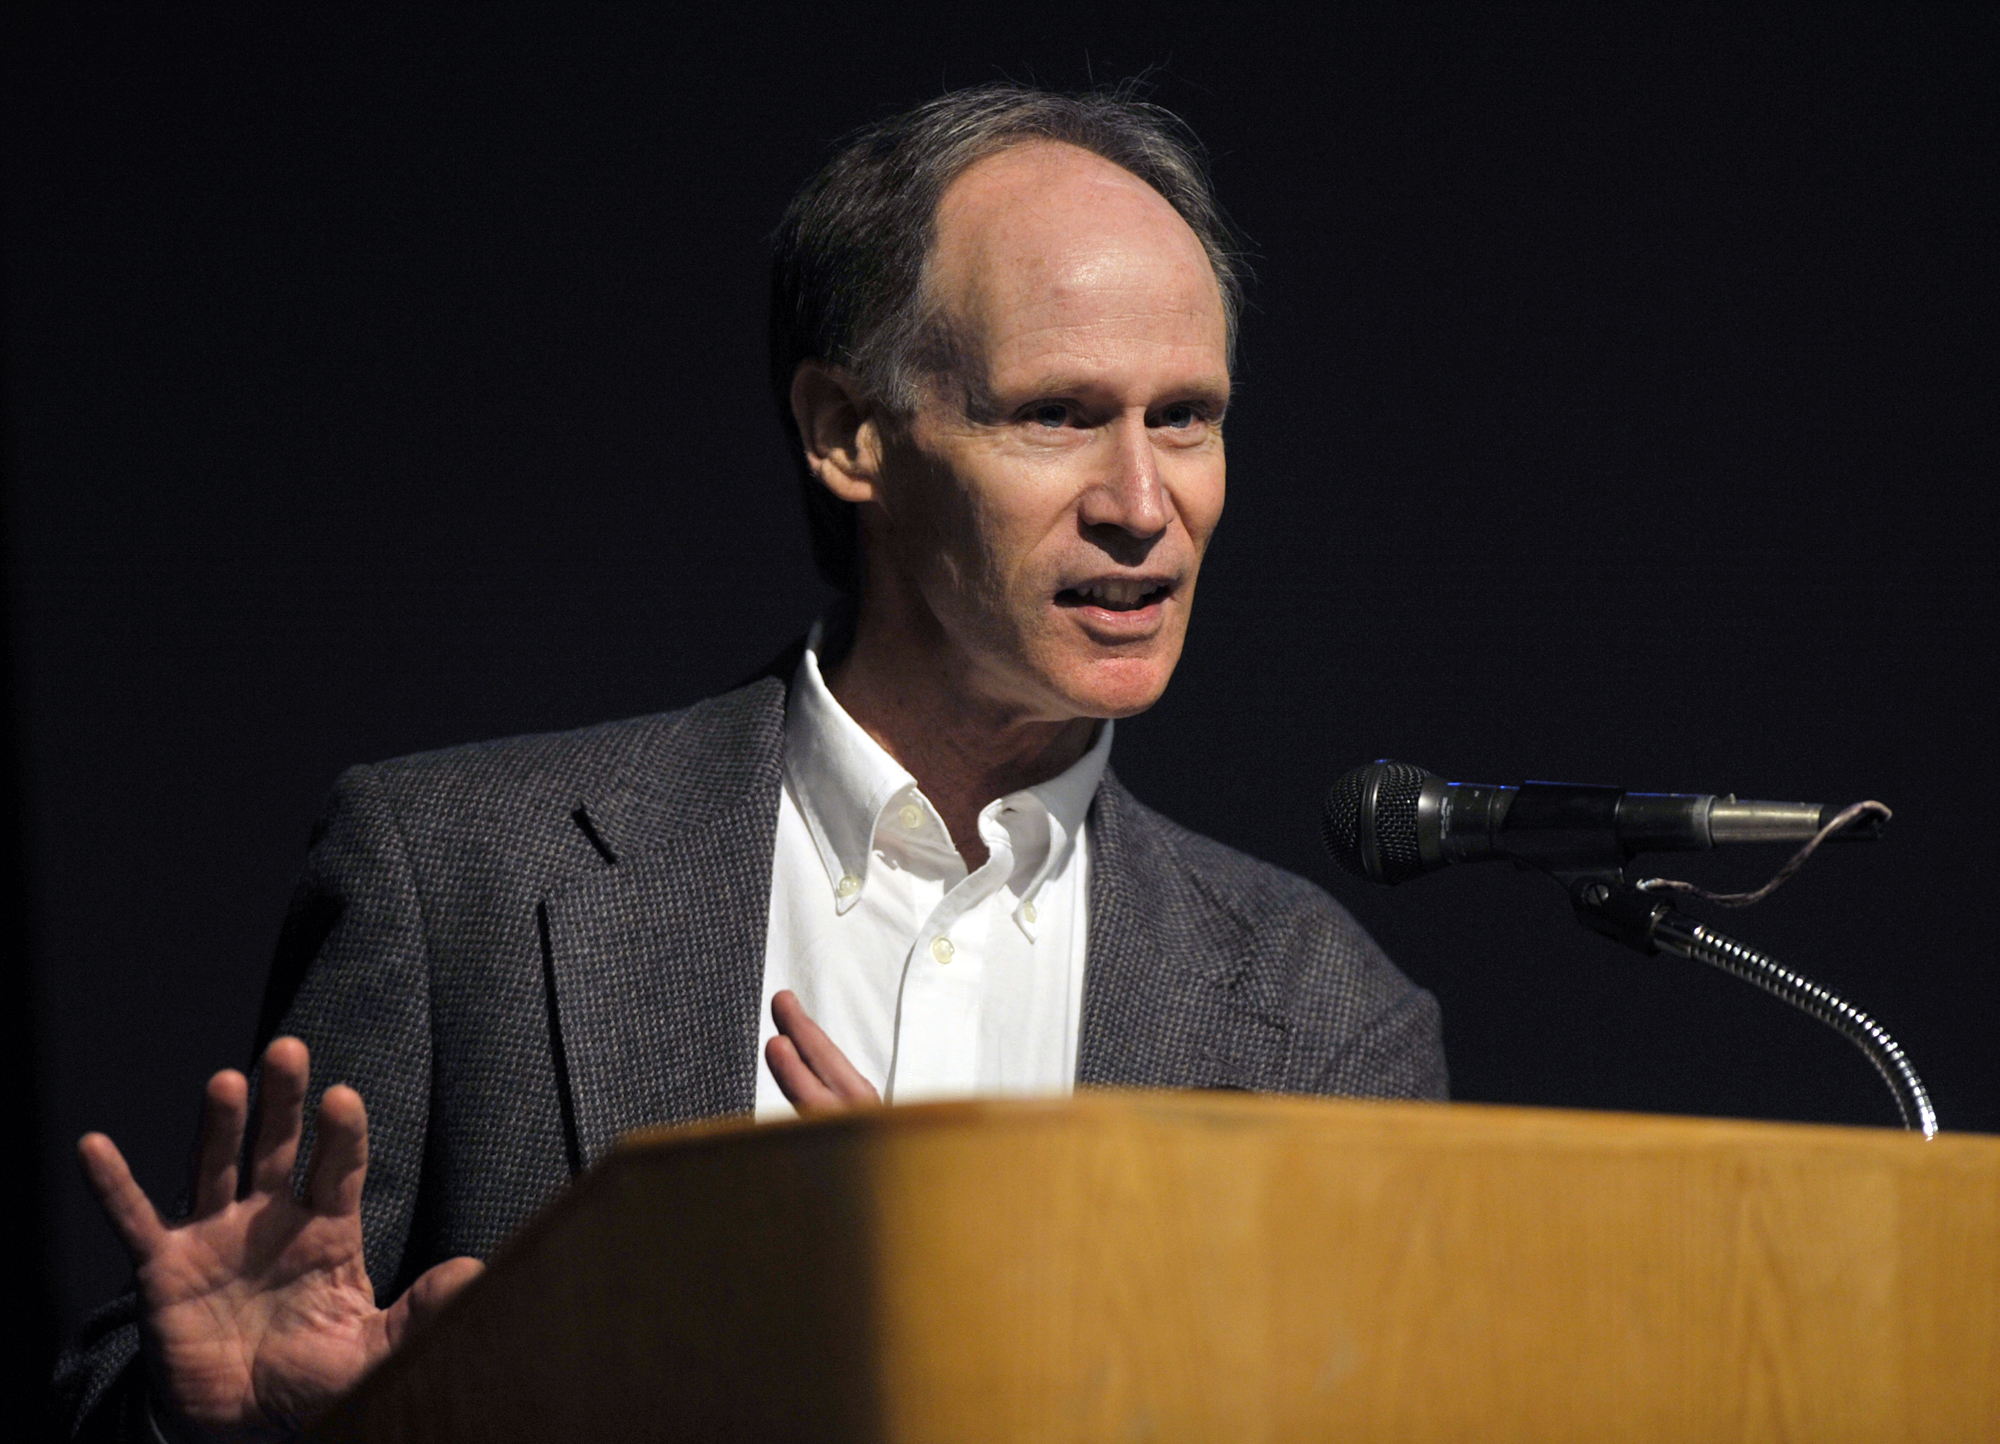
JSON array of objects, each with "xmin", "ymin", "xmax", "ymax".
[{"xmin": 783, "ymin": 620, "xmax": 1112, "ymax": 926}]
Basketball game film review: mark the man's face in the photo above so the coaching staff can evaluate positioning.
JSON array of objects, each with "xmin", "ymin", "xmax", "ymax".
[{"xmin": 865, "ymin": 141, "xmax": 1230, "ymax": 722}]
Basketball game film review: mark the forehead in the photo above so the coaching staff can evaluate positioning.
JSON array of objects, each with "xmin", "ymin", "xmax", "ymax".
[{"xmin": 927, "ymin": 141, "xmax": 1228, "ymax": 381}]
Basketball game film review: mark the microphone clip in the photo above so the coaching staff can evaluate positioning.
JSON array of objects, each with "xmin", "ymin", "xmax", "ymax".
[{"xmin": 1565, "ymin": 873, "xmax": 1679, "ymax": 956}]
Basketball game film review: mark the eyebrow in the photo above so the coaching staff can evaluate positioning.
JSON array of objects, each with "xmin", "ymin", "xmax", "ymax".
[
  {"xmin": 957, "ymin": 370, "xmax": 1232, "ymax": 421},
  {"xmin": 953, "ymin": 371, "xmax": 1004, "ymax": 424}
]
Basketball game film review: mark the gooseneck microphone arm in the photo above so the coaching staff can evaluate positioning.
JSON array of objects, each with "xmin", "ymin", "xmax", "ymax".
[
  {"xmin": 1324, "ymin": 760, "xmax": 1938, "ymax": 1137},
  {"xmin": 1568, "ymin": 875, "xmax": 1938, "ymax": 1137}
]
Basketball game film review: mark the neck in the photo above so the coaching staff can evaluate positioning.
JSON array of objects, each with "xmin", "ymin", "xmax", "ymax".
[{"xmin": 823, "ymin": 601, "xmax": 1095, "ymax": 872}]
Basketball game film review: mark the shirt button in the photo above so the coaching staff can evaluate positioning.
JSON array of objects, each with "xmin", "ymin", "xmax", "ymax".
[
  {"xmin": 899, "ymin": 803, "xmax": 925, "ymax": 830},
  {"xmin": 1023, "ymin": 900, "xmax": 1038, "ymax": 923},
  {"xmin": 930, "ymin": 936, "xmax": 955, "ymax": 964},
  {"xmin": 836, "ymin": 874, "xmax": 860, "ymax": 898}
]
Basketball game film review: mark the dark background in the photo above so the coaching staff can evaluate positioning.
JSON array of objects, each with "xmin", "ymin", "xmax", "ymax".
[{"xmin": 9, "ymin": 5, "xmax": 1993, "ymax": 1390}]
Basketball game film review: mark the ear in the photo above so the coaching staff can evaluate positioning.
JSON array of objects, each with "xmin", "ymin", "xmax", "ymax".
[{"xmin": 790, "ymin": 362, "xmax": 884, "ymax": 506}]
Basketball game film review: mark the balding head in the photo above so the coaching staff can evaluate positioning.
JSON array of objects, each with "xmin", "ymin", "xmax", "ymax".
[
  {"xmin": 920, "ymin": 142, "xmax": 1229, "ymax": 422},
  {"xmin": 771, "ymin": 84, "xmax": 1243, "ymax": 593},
  {"xmin": 790, "ymin": 128, "xmax": 1231, "ymax": 730}
]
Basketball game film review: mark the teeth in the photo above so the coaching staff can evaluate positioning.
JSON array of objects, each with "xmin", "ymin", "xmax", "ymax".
[{"xmin": 1076, "ymin": 579, "xmax": 1156, "ymax": 608}]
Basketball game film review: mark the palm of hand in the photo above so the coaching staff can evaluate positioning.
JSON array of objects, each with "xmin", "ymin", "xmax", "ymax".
[
  {"xmin": 139, "ymin": 1192, "xmax": 383, "ymax": 1432},
  {"xmin": 80, "ymin": 1039, "xmax": 482, "ymax": 1440}
]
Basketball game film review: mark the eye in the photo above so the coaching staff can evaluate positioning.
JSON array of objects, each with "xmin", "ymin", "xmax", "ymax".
[
  {"xmin": 1030, "ymin": 402, "xmax": 1073, "ymax": 429},
  {"xmin": 1156, "ymin": 404, "xmax": 1200, "ymax": 430}
]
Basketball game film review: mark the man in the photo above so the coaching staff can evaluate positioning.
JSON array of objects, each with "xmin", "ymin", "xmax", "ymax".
[{"xmin": 56, "ymin": 85, "xmax": 1446, "ymax": 1439}]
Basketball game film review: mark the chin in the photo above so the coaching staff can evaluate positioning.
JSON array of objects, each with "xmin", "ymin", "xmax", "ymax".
[{"xmin": 1051, "ymin": 650, "xmax": 1182, "ymax": 720}]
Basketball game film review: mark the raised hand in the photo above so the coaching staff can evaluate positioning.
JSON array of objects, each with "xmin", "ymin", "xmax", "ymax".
[
  {"xmin": 77, "ymin": 1037, "xmax": 483, "ymax": 1438},
  {"xmin": 764, "ymin": 990, "xmax": 882, "ymax": 1112}
]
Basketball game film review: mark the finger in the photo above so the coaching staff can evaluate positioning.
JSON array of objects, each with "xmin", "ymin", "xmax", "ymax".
[
  {"xmin": 304, "ymin": 1084, "xmax": 369, "ymax": 1216},
  {"xmin": 766, "ymin": 1034, "xmax": 842, "ymax": 1111},
  {"xmin": 771, "ymin": 991, "xmax": 880, "ymax": 1103},
  {"xmin": 190, "ymin": 1070, "xmax": 248, "ymax": 1219},
  {"xmin": 379, "ymin": 1255, "xmax": 484, "ymax": 1355},
  {"xmin": 77, "ymin": 1132, "xmax": 167, "ymax": 1260},
  {"xmin": 249, "ymin": 1036, "xmax": 310, "ymax": 1194}
]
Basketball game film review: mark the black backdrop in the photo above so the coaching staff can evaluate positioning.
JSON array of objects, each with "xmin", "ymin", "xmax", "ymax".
[{"xmin": 10, "ymin": 7, "xmax": 1994, "ymax": 1375}]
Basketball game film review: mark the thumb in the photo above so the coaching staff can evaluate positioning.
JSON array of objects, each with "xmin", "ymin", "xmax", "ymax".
[{"xmin": 381, "ymin": 1255, "xmax": 485, "ymax": 1353}]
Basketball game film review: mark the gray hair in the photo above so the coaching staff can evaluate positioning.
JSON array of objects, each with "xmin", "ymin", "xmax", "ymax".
[{"xmin": 769, "ymin": 82, "xmax": 1245, "ymax": 594}]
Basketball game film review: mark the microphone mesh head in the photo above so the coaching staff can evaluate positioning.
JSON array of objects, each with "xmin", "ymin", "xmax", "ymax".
[
  {"xmin": 1321, "ymin": 770, "xmax": 1365, "ymax": 875},
  {"xmin": 1372, "ymin": 762, "xmax": 1427, "ymax": 882},
  {"xmin": 1321, "ymin": 760, "xmax": 1431, "ymax": 884}
]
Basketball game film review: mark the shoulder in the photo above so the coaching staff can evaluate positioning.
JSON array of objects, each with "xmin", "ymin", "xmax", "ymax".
[
  {"xmin": 316, "ymin": 666, "xmax": 792, "ymax": 878},
  {"xmin": 1092, "ymin": 772, "xmax": 1449, "ymax": 1100},
  {"xmin": 359, "ymin": 677, "xmax": 784, "ymax": 811},
  {"xmin": 1093, "ymin": 771, "xmax": 1368, "ymax": 950}
]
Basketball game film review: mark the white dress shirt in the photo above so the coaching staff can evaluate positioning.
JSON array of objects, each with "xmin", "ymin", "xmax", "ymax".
[{"xmin": 754, "ymin": 623, "xmax": 1111, "ymax": 1120}]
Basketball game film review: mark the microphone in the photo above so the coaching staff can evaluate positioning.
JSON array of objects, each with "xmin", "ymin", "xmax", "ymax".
[{"xmin": 1321, "ymin": 760, "xmax": 1882, "ymax": 885}]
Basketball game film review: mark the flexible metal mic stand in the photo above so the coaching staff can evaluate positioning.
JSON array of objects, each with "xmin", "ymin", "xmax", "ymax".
[{"xmin": 1568, "ymin": 876, "xmax": 1938, "ymax": 1138}]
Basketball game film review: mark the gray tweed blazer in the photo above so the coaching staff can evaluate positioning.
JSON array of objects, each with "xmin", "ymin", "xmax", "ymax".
[{"xmin": 54, "ymin": 661, "xmax": 1445, "ymax": 1437}]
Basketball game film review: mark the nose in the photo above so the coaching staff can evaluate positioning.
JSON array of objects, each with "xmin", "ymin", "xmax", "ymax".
[{"xmin": 1077, "ymin": 413, "xmax": 1171, "ymax": 540}]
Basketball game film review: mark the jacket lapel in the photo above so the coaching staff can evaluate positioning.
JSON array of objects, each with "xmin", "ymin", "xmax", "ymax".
[
  {"xmin": 537, "ymin": 664, "xmax": 1288, "ymax": 1167},
  {"xmin": 540, "ymin": 673, "xmax": 789, "ymax": 1168},
  {"xmin": 1078, "ymin": 773, "xmax": 1293, "ymax": 1091}
]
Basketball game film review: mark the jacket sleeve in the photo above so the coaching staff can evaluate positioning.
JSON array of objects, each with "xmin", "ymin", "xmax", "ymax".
[
  {"xmin": 1309, "ymin": 949, "xmax": 1450, "ymax": 1101},
  {"xmin": 1258, "ymin": 870, "xmax": 1449, "ymax": 1102},
  {"xmin": 50, "ymin": 765, "xmax": 435, "ymax": 1440},
  {"xmin": 1285, "ymin": 877, "xmax": 1448, "ymax": 1101}
]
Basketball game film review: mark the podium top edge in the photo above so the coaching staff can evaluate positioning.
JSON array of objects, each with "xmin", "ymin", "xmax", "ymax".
[{"xmin": 612, "ymin": 1091, "xmax": 2000, "ymax": 1165}]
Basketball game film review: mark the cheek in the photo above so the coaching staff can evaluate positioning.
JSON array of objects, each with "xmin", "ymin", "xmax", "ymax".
[
  {"xmin": 884, "ymin": 452, "xmax": 994, "ymax": 594},
  {"xmin": 954, "ymin": 470, "xmax": 1075, "ymax": 601},
  {"xmin": 1174, "ymin": 460, "xmax": 1228, "ymax": 555},
  {"xmin": 936, "ymin": 489, "xmax": 1028, "ymax": 609}
]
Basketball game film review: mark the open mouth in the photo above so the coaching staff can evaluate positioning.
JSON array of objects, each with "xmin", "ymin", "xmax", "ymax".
[{"xmin": 1054, "ymin": 578, "xmax": 1174, "ymax": 612}]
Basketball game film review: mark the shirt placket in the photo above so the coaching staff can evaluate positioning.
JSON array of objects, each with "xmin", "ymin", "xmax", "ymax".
[{"xmin": 886, "ymin": 829, "xmax": 1014, "ymax": 1102}]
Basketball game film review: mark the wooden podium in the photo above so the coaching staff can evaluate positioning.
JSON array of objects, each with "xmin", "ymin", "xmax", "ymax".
[{"xmin": 316, "ymin": 1094, "xmax": 1998, "ymax": 1442}]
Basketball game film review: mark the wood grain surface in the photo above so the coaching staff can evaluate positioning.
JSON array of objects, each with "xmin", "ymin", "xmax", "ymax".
[{"xmin": 316, "ymin": 1094, "xmax": 2000, "ymax": 1442}]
